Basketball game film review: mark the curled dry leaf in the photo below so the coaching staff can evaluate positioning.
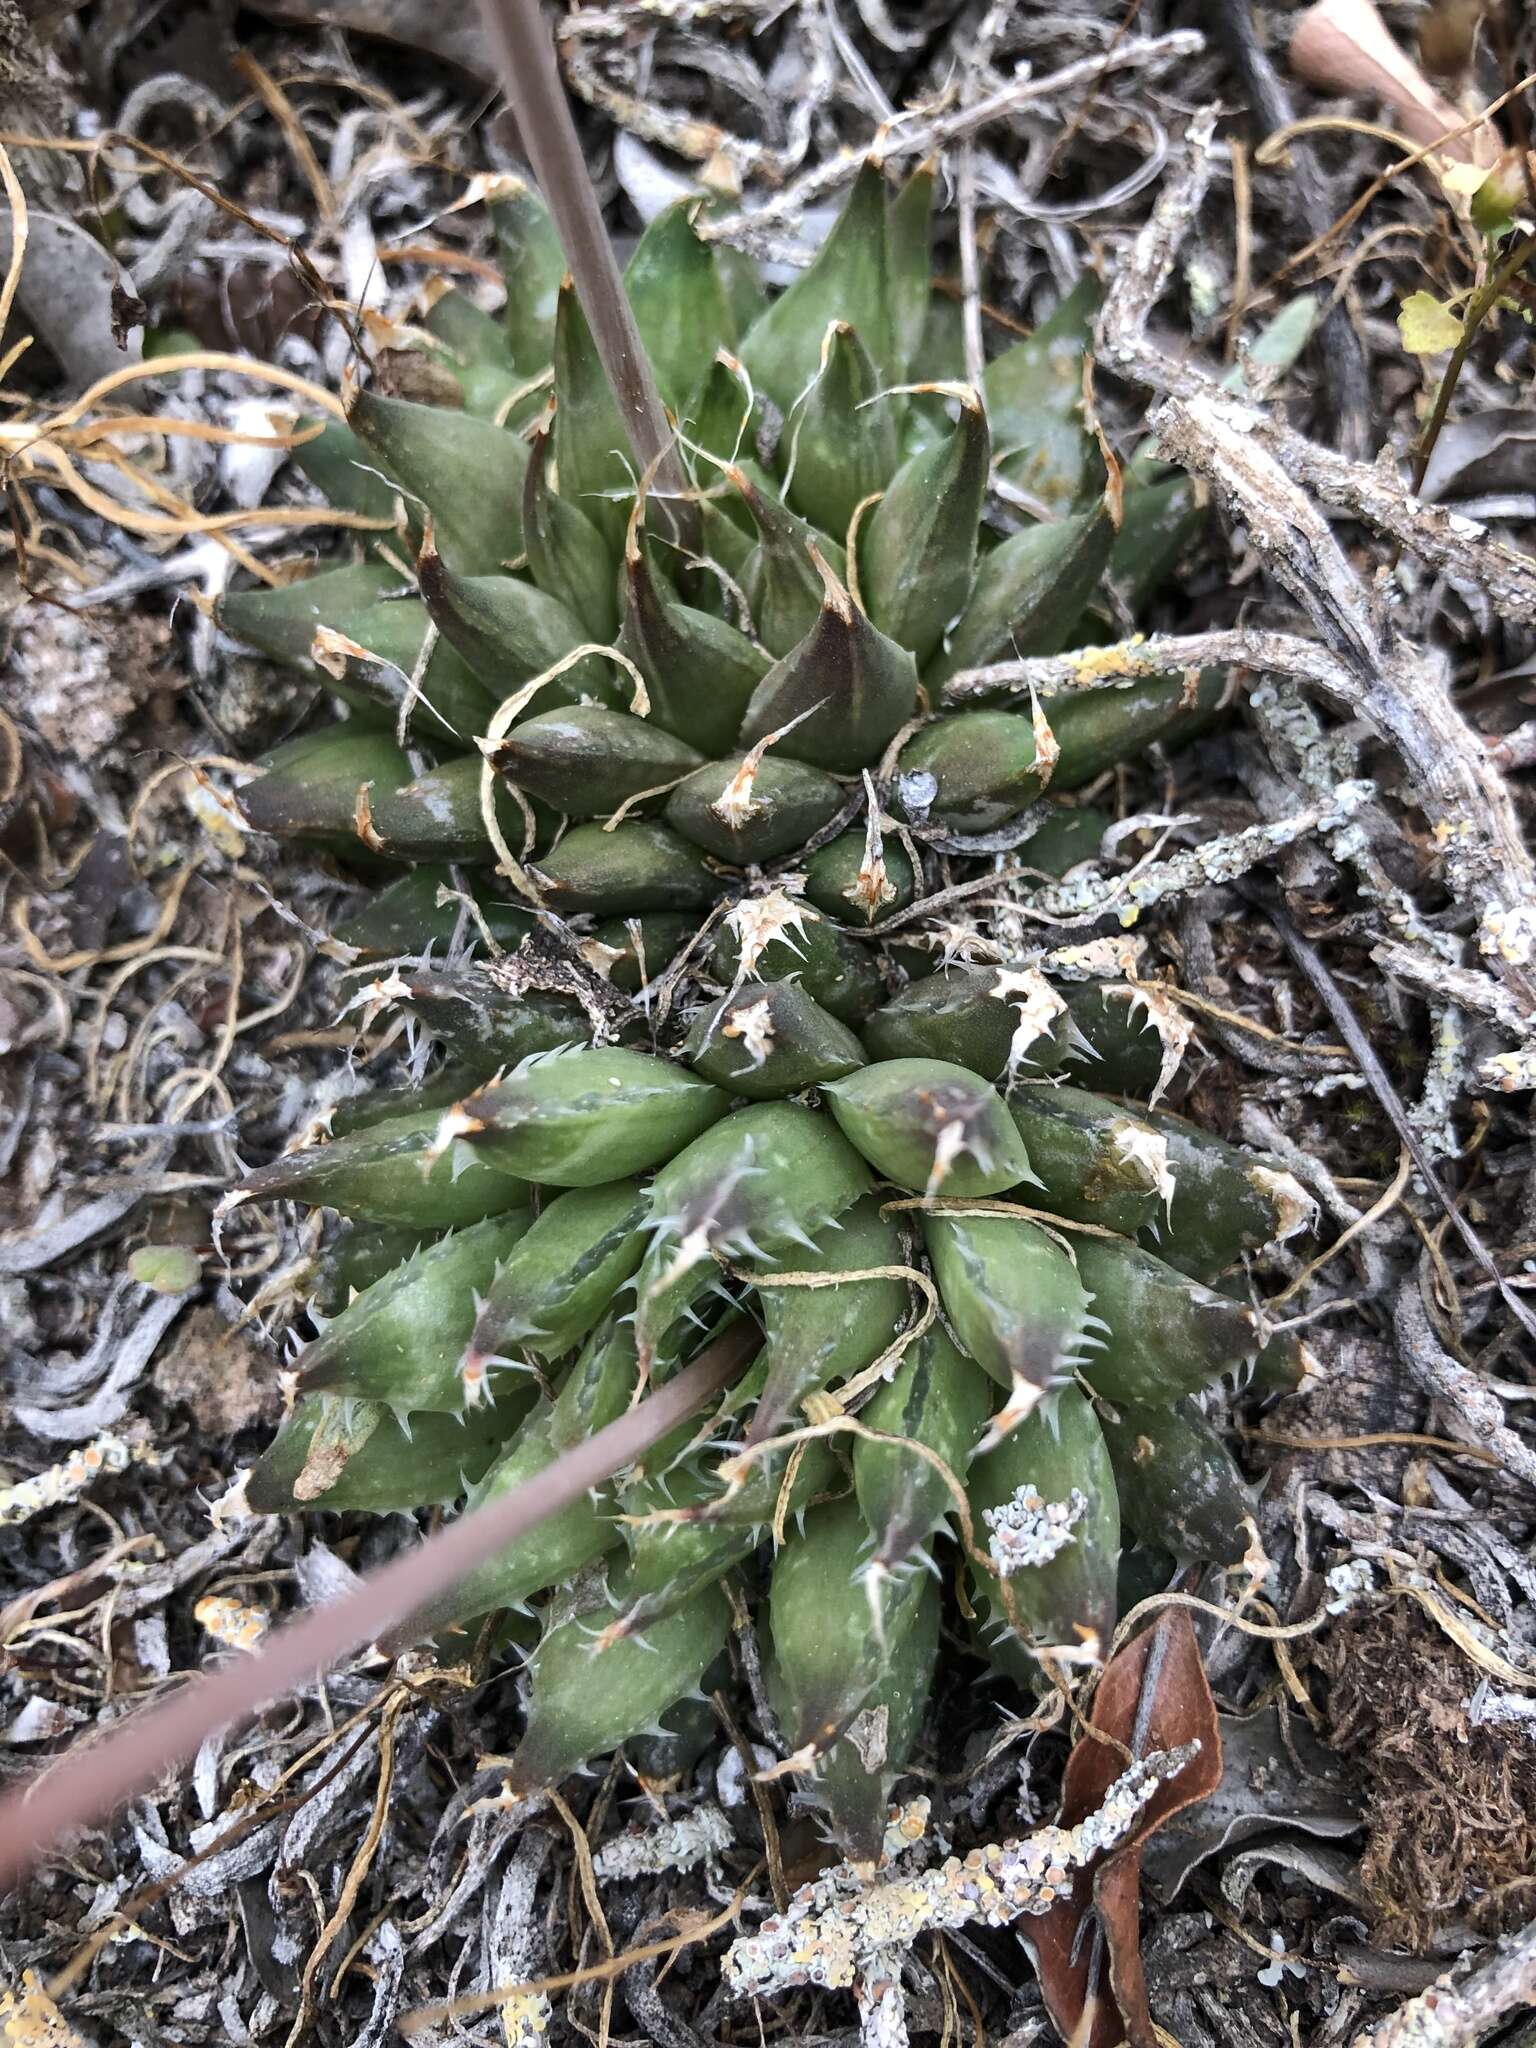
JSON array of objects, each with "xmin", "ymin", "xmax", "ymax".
[
  {"xmin": 0, "ymin": 207, "xmax": 142, "ymax": 390},
  {"xmin": 1021, "ymin": 1608, "xmax": 1223, "ymax": 2048},
  {"xmin": 1288, "ymin": 0, "xmax": 1501, "ymax": 169}
]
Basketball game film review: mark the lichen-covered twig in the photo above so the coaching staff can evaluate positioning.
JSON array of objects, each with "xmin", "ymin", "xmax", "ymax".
[
  {"xmin": 1351, "ymin": 1910, "xmax": 1536, "ymax": 2048},
  {"xmin": 695, "ymin": 35, "xmax": 1205, "ymax": 251},
  {"xmin": 0, "ymin": 1421, "xmax": 166, "ymax": 1526},
  {"xmin": 1393, "ymin": 1282, "xmax": 1536, "ymax": 1493},
  {"xmin": 1094, "ymin": 114, "xmax": 1536, "ymax": 1027},
  {"xmin": 593, "ymin": 1805, "xmax": 734, "ymax": 1882},
  {"xmin": 724, "ymin": 1746, "xmax": 1199, "ymax": 2048},
  {"xmin": 1024, "ymin": 784, "xmax": 1373, "ymax": 930}
]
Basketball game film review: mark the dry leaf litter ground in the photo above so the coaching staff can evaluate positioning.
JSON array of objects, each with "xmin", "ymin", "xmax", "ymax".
[{"xmin": 3, "ymin": 2, "xmax": 1536, "ymax": 2044}]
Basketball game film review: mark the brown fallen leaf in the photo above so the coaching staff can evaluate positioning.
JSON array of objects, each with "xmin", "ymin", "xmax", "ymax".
[{"xmin": 1021, "ymin": 1608, "xmax": 1223, "ymax": 2048}]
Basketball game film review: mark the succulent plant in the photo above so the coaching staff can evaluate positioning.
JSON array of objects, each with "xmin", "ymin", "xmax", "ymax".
[{"xmin": 218, "ymin": 159, "xmax": 1312, "ymax": 1862}]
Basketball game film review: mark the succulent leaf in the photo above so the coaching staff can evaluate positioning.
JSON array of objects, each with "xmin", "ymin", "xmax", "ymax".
[{"xmin": 967, "ymin": 1383, "xmax": 1120, "ymax": 1686}]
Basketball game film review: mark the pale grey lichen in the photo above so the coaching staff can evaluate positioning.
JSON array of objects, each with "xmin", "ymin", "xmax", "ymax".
[
  {"xmin": 592, "ymin": 1803, "xmax": 734, "ymax": 1881},
  {"xmin": 723, "ymin": 1746, "xmax": 1200, "ymax": 2048},
  {"xmin": 983, "ymin": 1483, "xmax": 1087, "ymax": 1574}
]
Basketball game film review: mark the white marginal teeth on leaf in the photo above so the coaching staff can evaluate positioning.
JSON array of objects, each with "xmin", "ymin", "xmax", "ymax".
[
  {"xmin": 1248, "ymin": 1164, "xmax": 1319, "ymax": 1243},
  {"xmin": 845, "ymin": 775, "xmax": 897, "ymax": 918},
  {"xmin": 983, "ymin": 1483, "xmax": 1087, "ymax": 1574},
  {"xmin": 425, "ymin": 1102, "xmax": 485, "ymax": 1172},
  {"xmin": 1110, "ymin": 979, "xmax": 1195, "ymax": 1105},
  {"xmin": 337, "ymin": 968, "xmax": 413, "ymax": 1022},
  {"xmin": 1111, "ymin": 1119, "xmax": 1176, "ymax": 1212},
  {"xmin": 711, "ymin": 749, "xmax": 770, "ymax": 829},
  {"xmin": 722, "ymin": 996, "xmax": 776, "ymax": 1066},
  {"xmin": 991, "ymin": 966, "xmax": 1067, "ymax": 1073},
  {"xmin": 727, "ymin": 889, "xmax": 815, "ymax": 979}
]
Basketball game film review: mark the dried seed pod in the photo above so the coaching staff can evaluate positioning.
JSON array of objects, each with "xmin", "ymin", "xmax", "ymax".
[
  {"xmin": 496, "ymin": 705, "xmax": 705, "ymax": 818},
  {"xmin": 863, "ymin": 966, "xmax": 1070, "ymax": 1083},
  {"xmin": 737, "ymin": 549, "xmax": 918, "ymax": 774},
  {"xmin": 532, "ymin": 819, "xmax": 718, "ymax": 914},
  {"xmin": 967, "ymin": 1384, "xmax": 1120, "ymax": 1688},
  {"xmin": 683, "ymin": 980, "xmax": 867, "ymax": 1100},
  {"xmin": 803, "ymin": 824, "xmax": 917, "ymax": 927},
  {"xmin": 824, "ymin": 1058, "xmax": 1034, "ymax": 1197},
  {"xmin": 1096, "ymin": 1394, "xmax": 1257, "ymax": 1566},
  {"xmin": 463, "ymin": 1179, "xmax": 650, "ymax": 1373},
  {"xmin": 1007, "ymin": 1083, "xmax": 1172, "ymax": 1236},
  {"xmin": 248, "ymin": 1389, "xmax": 528, "ymax": 1514},
  {"xmin": 1071, "ymin": 1236, "xmax": 1260, "ymax": 1403},
  {"xmin": 923, "ymin": 1210, "xmax": 1092, "ymax": 1416},
  {"xmin": 224, "ymin": 1108, "xmax": 531, "ymax": 1229},
  {"xmin": 298, "ymin": 1213, "xmax": 535, "ymax": 1411},
  {"xmin": 861, "ymin": 388, "xmax": 989, "ymax": 666},
  {"xmin": 853, "ymin": 1321, "xmax": 991, "ymax": 1573},
  {"xmin": 747, "ymin": 1191, "xmax": 909, "ymax": 1445},
  {"xmin": 453, "ymin": 1048, "xmax": 730, "ymax": 1186},
  {"xmin": 347, "ymin": 387, "xmax": 528, "ymax": 574},
  {"xmin": 894, "ymin": 709, "xmax": 1051, "ymax": 833}
]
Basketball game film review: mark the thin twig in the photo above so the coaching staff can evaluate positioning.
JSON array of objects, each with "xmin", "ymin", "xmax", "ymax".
[{"xmin": 473, "ymin": 0, "xmax": 694, "ymax": 538}]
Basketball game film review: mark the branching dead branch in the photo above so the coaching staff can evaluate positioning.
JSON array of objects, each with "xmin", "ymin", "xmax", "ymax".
[{"xmin": 1095, "ymin": 111, "xmax": 1536, "ymax": 1024}]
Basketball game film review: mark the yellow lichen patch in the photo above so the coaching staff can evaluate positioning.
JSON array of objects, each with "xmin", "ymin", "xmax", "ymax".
[
  {"xmin": 1065, "ymin": 635, "xmax": 1147, "ymax": 686},
  {"xmin": 1, "ymin": 1972, "xmax": 87, "ymax": 2048}
]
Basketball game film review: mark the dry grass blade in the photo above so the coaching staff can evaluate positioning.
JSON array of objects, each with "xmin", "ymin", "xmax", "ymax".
[
  {"xmin": 0, "ymin": 1321, "xmax": 757, "ymax": 1890},
  {"xmin": 473, "ymin": 0, "xmax": 693, "ymax": 536}
]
